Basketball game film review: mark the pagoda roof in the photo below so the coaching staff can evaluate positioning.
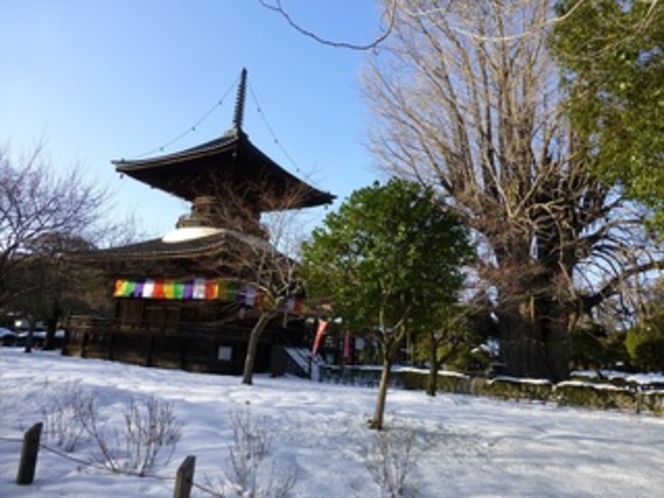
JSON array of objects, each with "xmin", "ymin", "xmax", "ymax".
[
  {"xmin": 113, "ymin": 128, "xmax": 335, "ymax": 211},
  {"xmin": 72, "ymin": 228, "xmax": 273, "ymax": 262}
]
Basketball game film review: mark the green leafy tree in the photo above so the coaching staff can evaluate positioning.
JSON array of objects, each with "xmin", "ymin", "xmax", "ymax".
[
  {"xmin": 569, "ymin": 321, "xmax": 628, "ymax": 372},
  {"xmin": 624, "ymin": 276, "xmax": 664, "ymax": 372},
  {"xmin": 551, "ymin": 0, "xmax": 664, "ymax": 226},
  {"xmin": 301, "ymin": 179, "xmax": 473, "ymax": 429},
  {"xmin": 409, "ymin": 303, "xmax": 485, "ymax": 396}
]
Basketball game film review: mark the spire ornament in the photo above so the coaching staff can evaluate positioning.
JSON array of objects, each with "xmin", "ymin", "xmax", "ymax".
[{"xmin": 232, "ymin": 68, "xmax": 248, "ymax": 132}]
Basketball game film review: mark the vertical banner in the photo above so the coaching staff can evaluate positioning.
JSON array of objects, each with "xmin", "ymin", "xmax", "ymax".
[
  {"xmin": 217, "ymin": 280, "xmax": 228, "ymax": 300},
  {"xmin": 132, "ymin": 281, "xmax": 144, "ymax": 298},
  {"xmin": 174, "ymin": 281, "xmax": 185, "ymax": 299},
  {"xmin": 244, "ymin": 286, "xmax": 257, "ymax": 307},
  {"xmin": 114, "ymin": 279, "xmax": 131, "ymax": 297},
  {"xmin": 343, "ymin": 331, "xmax": 353, "ymax": 361},
  {"xmin": 227, "ymin": 281, "xmax": 238, "ymax": 301},
  {"xmin": 287, "ymin": 297, "xmax": 303, "ymax": 315},
  {"xmin": 153, "ymin": 279, "xmax": 165, "ymax": 299},
  {"xmin": 164, "ymin": 280, "xmax": 176, "ymax": 299},
  {"xmin": 311, "ymin": 319, "xmax": 329, "ymax": 357},
  {"xmin": 193, "ymin": 278, "xmax": 206, "ymax": 299},
  {"xmin": 205, "ymin": 280, "xmax": 218, "ymax": 299},
  {"xmin": 142, "ymin": 279, "xmax": 155, "ymax": 298}
]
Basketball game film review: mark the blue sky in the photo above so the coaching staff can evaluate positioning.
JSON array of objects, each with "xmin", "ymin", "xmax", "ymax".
[{"xmin": 0, "ymin": 1, "xmax": 383, "ymax": 237}]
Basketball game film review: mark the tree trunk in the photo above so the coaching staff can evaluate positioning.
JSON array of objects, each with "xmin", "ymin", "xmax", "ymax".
[
  {"xmin": 497, "ymin": 305, "xmax": 543, "ymax": 378},
  {"xmin": 24, "ymin": 320, "xmax": 35, "ymax": 354},
  {"xmin": 426, "ymin": 330, "xmax": 438, "ymax": 397},
  {"xmin": 497, "ymin": 298, "xmax": 570, "ymax": 381},
  {"xmin": 370, "ymin": 356, "xmax": 392, "ymax": 431},
  {"xmin": 241, "ymin": 312, "xmax": 275, "ymax": 385},
  {"xmin": 536, "ymin": 299, "xmax": 571, "ymax": 382},
  {"xmin": 42, "ymin": 307, "xmax": 60, "ymax": 351}
]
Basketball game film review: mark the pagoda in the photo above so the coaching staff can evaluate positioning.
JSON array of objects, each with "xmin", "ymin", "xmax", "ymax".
[{"xmin": 64, "ymin": 69, "xmax": 334, "ymax": 375}]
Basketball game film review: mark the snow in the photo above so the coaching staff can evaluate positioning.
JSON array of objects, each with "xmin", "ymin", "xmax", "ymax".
[
  {"xmin": 283, "ymin": 347, "xmax": 311, "ymax": 373},
  {"xmin": 572, "ymin": 369, "xmax": 664, "ymax": 387},
  {"xmin": 161, "ymin": 227, "xmax": 223, "ymax": 243},
  {"xmin": 28, "ymin": 330, "xmax": 66, "ymax": 340},
  {"xmin": 488, "ymin": 376, "xmax": 553, "ymax": 386},
  {"xmin": 0, "ymin": 328, "xmax": 15, "ymax": 339},
  {"xmin": 1, "ymin": 348, "xmax": 663, "ymax": 497},
  {"xmin": 557, "ymin": 380, "xmax": 626, "ymax": 391}
]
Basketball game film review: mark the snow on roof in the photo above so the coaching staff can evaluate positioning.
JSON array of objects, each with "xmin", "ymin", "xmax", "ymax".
[{"xmin": 161, "ymin": 226, "xmax": 223, "ymax": 243}]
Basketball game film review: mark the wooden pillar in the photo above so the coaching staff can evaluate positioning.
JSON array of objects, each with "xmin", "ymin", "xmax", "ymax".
[
  {"xmin": 146, "ymin": 334, "xmax": 155, "ymax": 367},
  {"xmin": 179, "ymin": 336, "xmax": 189, "ymax": 371},
  {"xmin": 81, "ymin": 332, "xmax": 89, "ymax": 357},
  {"xmin": 106, "ymin": 331, "xmax": 115, "ymax": 361},
  {"xmin": 16, "ymin": 422, "xmax": 42, "ymax": 485},
  {"xmin": 173, "ymin": 455, "xmax": 196, "ymax": 498}
]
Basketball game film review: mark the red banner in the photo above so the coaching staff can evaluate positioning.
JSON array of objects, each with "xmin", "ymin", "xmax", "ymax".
[{"xmin": 311, "ymin": 319, "xmax": 329, "ymax": 357}]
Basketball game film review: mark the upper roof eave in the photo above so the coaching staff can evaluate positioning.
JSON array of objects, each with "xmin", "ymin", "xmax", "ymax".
[
  {"xmin": 111, "ymin": 127, "xmax": 336, "ymax": 207},
  {"xmin": 112, "ymin": 128, "xmax": 242, "ymax": 171}
]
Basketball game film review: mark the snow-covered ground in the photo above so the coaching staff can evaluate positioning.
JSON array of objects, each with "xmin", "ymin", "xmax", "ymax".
[{"xmin": 1, "ymin": 347, "xmax": 663, "ymax": 497}]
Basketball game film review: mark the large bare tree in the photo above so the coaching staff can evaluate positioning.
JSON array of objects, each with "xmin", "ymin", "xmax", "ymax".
[
  {"xmin": 1, "ymin": 142, "xmax": 140, "ymax": 350},
  {"xmin": 0, "ymin": 143, "xmax": 111, "ymax": 308},
  {"xmin": 364, "ymin": 0, "xmax": 663, "ymax": 380}
]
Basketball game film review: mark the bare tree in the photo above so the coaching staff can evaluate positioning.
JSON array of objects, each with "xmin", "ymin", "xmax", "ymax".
[
  {"xmin": 191, "ymin": 178, "xmax": 313, "ymax": 385},
  {"xmin": 0, "ymin": 143, "xmax": 112, "ymax": 317},
  {"xmin": 364, "ymin": 1, "xmax": 663, "ymax": 380},
  {"xmin": 258, "ymin": 0, "xmax": 397, "ymax": 50},
  {"xmin": 236, "ymin": 209, "xmax": 304, "ymax": 386},
  {"xmin": 258, "ymin": 1, "xmax": 661, "ymax": 50}
]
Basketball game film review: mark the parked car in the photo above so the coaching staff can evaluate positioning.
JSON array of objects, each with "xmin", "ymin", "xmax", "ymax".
[
  {"xmin": 14, "ymin": 329, "xmax": 66, "ymax": 348},
  {"xmin": 0, "ymin": 327, "xmax": 17, "ymax": 346}
]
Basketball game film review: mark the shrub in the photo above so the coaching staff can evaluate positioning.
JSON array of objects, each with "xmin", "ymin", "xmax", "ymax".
[
  {"xmin": 41, "ymin": 381, "xmax": 96, "ymax": 452},
  {"xmin": 555, "ymin": 382, "xmax": 636, "ymax": 411},
  {"xmin": 364, "ymin": 428, "xmax": 417, "ymax": 498},
  {"xmin": 634, "ymin": 338, "xmax": 664, "ymax": 373},
  {"xmin": 472, "ymin": 377, "xmax": 552, "ymax": 402},
  {"xmin": 400, "ymin": 370, "xmax": 471, "ymax": 394},
  {"xmin": 85, "ymin": 396, "xmax": 183, "ymax": 476},
  {"xmin": 625, "ymin": 327, "xmax": 664, "ymax": 372},
  {"xmin": 640, "ymin": 391, "xmax": 664, "ymax": 415},
  {"xmin": 570, "ymin": 326, "xmax": 628, "ymax": 371},
  {"xmin": 205, "ymin": 410, "xmax": 298, "ymax": 498}
]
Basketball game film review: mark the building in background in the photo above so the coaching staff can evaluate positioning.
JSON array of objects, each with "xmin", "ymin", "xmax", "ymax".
[{"xmin": 64, "ymin": 70, "xmax": 334, "ymax": 375}]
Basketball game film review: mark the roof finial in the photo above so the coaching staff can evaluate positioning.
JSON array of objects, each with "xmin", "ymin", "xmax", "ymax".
[{"xmin": 233, "ymin": 68, "xmax": 248, "ymax": 132}]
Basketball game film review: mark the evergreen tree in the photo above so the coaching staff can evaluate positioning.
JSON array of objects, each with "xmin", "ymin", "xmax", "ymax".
[
  {"xmin": 551, "ymin": 0, "xmax": 664, "ymax": 227},
  {"xmin": 301, "ymin": 179, "xmax": 473, "ymax": 429}
]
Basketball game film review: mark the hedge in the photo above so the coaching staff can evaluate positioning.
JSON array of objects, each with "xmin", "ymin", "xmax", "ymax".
[{"xmin": 318, "ymin": 365, "xmax": 664, "ymax": 416}]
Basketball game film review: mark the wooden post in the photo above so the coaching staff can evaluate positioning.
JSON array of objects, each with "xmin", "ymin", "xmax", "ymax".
[
  {"xmin": 106, "ymin": 331, "xmax": 115, "ymax": 361},
  {"xmin": 146, "ymin": 334, "xmax": 155, "ymax": 366},
  {"xmin": 16, "ymin": 422, "xmax": 43, "ymax": 485},
  {"xmin": 173, "ymin": 455, "xmax": 196, "ymax": 498},
  {"xmin": 81, "ymin": 331, "xmax": 89, "ymax": 357},
  {"xmin": 179, "ymin": 336, "xmax": 189, "ymax": 370}
]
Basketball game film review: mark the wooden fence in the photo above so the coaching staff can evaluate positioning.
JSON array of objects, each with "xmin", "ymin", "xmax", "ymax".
[{"xmin": 10, "ymin": 423, "xmax": 198, "ymax": 498}]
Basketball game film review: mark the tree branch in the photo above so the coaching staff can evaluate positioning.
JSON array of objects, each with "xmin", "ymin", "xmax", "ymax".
[{"xmin": 258, "ymin": 0, "xmax": 397, "ymax": 50}]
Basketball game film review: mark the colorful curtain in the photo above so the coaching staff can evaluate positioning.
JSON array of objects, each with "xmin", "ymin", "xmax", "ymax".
[
  {"xmin": 114, "ymin": 278, "xmax": 240, "ymax": 301},
  {"xmin": 113, "ymin": 278, "xmax": 304, "ymax": 311}
]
